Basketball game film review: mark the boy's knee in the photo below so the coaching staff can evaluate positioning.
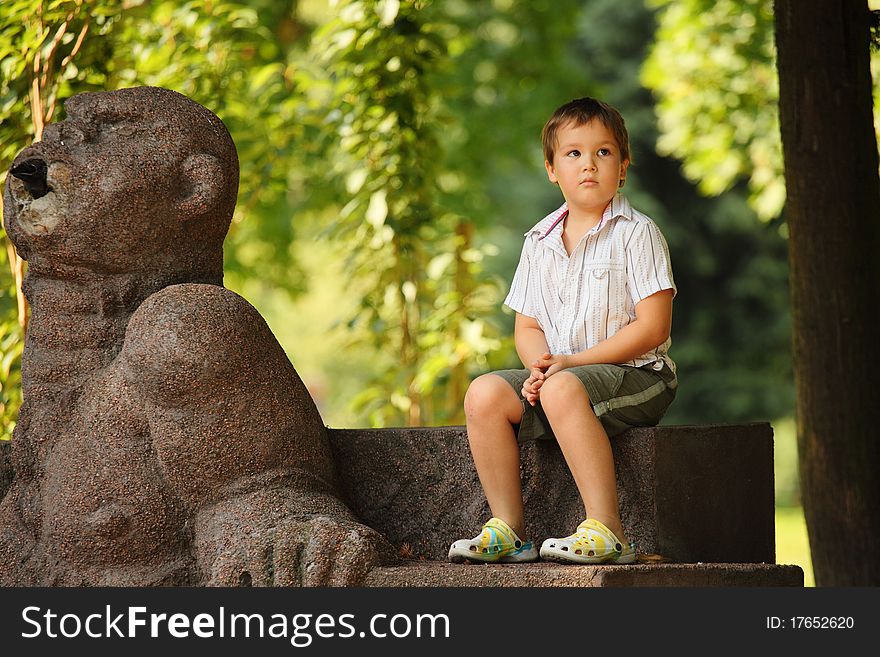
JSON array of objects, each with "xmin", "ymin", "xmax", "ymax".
[
  {"xmin": 464, "ymin": 374, "xmax": 511, "ymax": 419},
  {"xmin": 540, "ymin": 372, "xmax": 589, "ymax": 412}
]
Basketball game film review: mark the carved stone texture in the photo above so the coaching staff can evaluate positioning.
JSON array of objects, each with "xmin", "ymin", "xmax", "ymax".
[
  {"xmin": 0, "ymin": 86, "xmax": 393, "ymax": 586},
  {"xmin": 329, "ymin": 424, "xmax": 776, "ymax": 564}
]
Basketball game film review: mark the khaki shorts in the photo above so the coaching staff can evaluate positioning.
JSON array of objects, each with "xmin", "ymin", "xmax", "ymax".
[{"xmin": 491, "ymin": 362, "xmax": 677, "ymax": 441}]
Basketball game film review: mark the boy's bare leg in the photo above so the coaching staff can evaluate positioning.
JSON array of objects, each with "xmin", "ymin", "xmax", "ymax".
[
  {"xmin": 463, "ymin": 374, "xmax": 526, "ymax": 537},
  {"xmin": 539, "ymin": 372, "xmax": 627, "ymax": 543}
]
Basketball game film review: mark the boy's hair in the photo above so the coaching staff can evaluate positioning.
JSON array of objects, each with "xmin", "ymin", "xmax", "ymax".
[{"xmin": 541, "ymin": 97, "xmax": 631, "ymax": 165}]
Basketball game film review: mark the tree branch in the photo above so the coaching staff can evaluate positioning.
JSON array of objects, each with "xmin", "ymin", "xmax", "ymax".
[
  {"xmin": 47, "ymin": 18, "xmax": 90, "ymax": 124},
  {"xmin": 30, "ymin": 50, "xmax": 44, "ymax": 139},
  {"xmin": 61, "ymin": 19, "xmax": 90, "ymax": 70}
]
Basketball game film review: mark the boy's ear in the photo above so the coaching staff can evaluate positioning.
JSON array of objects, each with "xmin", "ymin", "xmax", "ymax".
[
  {"xmin": 619, "ymin": 159, "xmax": 630, "ymax": 187},
  {"xmin": 545, "ymin": 159, "xmax": 558, "ymax": 184}
]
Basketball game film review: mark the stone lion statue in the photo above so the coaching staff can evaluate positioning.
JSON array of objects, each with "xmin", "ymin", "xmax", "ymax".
[{"xmin": 0, "ymin": 86, "xmax": 393, "ymax": 586}]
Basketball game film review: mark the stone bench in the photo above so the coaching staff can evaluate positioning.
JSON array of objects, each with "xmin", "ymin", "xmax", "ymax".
[
  {"xmin": 1, "ymin": 423, "xmax": 803, "ymax": 586},
  {"xmin": 328, "ymin": 423, "xmax": 777, "ymax": 565}
]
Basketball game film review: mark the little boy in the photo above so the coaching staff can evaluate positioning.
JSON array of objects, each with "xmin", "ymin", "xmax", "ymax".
[{"xmin": 448, "ymin": 97, "xmax": 676, "ymax": 564}]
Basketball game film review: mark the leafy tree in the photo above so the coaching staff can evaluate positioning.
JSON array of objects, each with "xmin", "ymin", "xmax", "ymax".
[
  {"xmin": 307, "ymin": 0, "xmax": 504, "ymax": 425},
  {"xmin": 642, "ymin": 0, "xmax": 880, "ymax": 222},
  {"xmin": 642, "ymin": 0, "xmax": 784, "ymax": 220}
]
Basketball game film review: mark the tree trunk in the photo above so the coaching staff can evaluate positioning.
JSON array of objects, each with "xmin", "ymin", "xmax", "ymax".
[{"xmin": 775, "ymin": 0, "xmax": 880, "ymax": 585}]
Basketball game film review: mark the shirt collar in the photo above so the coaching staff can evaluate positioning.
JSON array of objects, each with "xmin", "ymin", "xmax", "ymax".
[{"xmin": 526, "ymin": 193, "xmax": 634, "ymax": 239}]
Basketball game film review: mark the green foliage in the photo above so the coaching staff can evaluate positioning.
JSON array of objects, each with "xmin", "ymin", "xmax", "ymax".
[
  {"xmin": 0, "ymin": 1, "xmax": 122, "ymax": 149},
  {"xmin": 642, "ymin": 0, "xmax": 784, "ymax": 220},
  {"xmin": 308, "ymin": 0, "xmax": 503, "ymax": 425},
  {"xmin": 872, "ymin": 9, "xmax": 880, "ymax": 51},
  {"xmin": 642, "ymin": 0, "xmax": 880, "ymax": 221}
]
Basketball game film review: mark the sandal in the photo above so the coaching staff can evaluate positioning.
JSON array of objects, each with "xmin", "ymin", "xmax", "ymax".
[
  {"xmin": 540, "ymin": 519, "xmax": 637, "ymax": 564},
  {"xmin": 448, "ymin": 517, "xmax": 539, "ymax": 563}
]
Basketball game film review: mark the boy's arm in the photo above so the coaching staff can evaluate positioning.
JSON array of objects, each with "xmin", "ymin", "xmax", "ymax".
[
  {"xmin": 515, "ymin": 312, "xmax": 551, "ymax": 368},
  {"xmin": 534, "ymin": 289, "xmax": 673, "ymax": 377},
  {"xmin": 515, "ymin": 312, "xmax": 553, "ymax": 405}
]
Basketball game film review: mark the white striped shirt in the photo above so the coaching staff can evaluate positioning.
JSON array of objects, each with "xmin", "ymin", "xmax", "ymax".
[{"xmin": 504, "ymin": 193, "xmax": 676, "ymax": 372}]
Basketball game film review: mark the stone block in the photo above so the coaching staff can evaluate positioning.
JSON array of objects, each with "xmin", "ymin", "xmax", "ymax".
[{"xmin": 328, "ymin": 423, "xmax": 776, "ymax": 564}]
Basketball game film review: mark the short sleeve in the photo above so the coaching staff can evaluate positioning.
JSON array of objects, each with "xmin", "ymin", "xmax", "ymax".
[
  {"xmin": 625, "ymin": 220, "xmax": 676, "ymax": 304},
  {"xmin": 503, "ymin": 237, "xmax": 536, "ymax": 317}
]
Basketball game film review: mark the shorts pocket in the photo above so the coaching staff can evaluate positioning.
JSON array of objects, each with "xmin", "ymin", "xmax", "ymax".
[
  {"xmin": 568, "ymin": 363, "xmax": 626, "ymax": 407},
  {"xmin": 604, "ymin": 368, "xmax": 675, "ymax": 428}
]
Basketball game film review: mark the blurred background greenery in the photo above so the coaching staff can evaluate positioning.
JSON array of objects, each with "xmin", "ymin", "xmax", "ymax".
[{"xmin": 3, "ymin": 0, "xmax": 875, "ymax": 584}]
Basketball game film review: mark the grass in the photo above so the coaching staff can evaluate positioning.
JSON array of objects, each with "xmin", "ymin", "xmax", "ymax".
[
  {"xmin": 775, "ymin": 506, "xmax": 814, "ymax": 587},
  {"xmin": 771, "ymin": 418, "xmax": 814, "ymax": 586}
]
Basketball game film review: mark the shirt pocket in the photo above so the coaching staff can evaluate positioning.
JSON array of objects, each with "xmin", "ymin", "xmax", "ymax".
[
  {"xmin": 582, "ymin": 260, "xmax": 626, "ymax": 314},
  {"xmin": 585, "ymin": 260, "xmax": 625, "ymax": 280}
]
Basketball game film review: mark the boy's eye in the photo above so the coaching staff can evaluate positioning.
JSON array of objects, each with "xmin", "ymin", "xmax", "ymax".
[
  {"xmin": 598, "ymin": 148, "xmax": 611, "ymax": 156},
  {"xmin": 566, "ymin": 150, "xmax": 580, "ymax": 157}
]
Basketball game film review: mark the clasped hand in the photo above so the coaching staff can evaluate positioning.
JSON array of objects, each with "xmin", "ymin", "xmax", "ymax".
[{"xmin": 521, "ymin": 352, "xmax": 575, "ymax": 406}]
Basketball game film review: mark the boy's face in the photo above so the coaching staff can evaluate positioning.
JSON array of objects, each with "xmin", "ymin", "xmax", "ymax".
[{"xmin": 544, "ymin": 119, "xmax": 629, "ymax": 219}]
